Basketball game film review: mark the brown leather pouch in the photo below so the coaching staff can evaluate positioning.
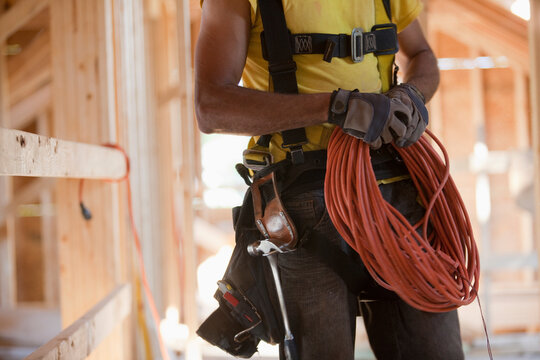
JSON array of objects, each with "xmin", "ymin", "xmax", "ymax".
[{"xmin": 250, "ymin": 172, "xmax": 298, "ymax": 252}]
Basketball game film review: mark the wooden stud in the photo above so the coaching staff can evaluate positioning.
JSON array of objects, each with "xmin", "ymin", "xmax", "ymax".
[
  {"xmin": 50, "ymin": 1, "xmax": 129, "ymax": 358},
  {"xmin": 0, "ymin": 0, "xmax": 50, "ymax": 42},
  {"xmin": 0, "ymin": 1, "xmax": 16, "ymax": 309},
  {"xmin": 0, "ymin": 127, "xmax": 128, "ymax": 179},
  {"xmin": 175, "ymin": 0, "xmax": 199, "ymax": 357},
  {"xmin": 529, "ymin": 0, "xmax": 540, "ymax": 303},
  {"xmin": 514, "ymin": 69, "xmax": 530, "ymax": 149},
  {"xmin": 149, "ymin": 1, "xmax": 182, "ymax": 313},
  {"xmin": 37, "ymin": 112, "xmax": 59, "ymax": 308},
  {"xmin": 24, "ymin": 284, "xmax": 131, "ymax": 360}
]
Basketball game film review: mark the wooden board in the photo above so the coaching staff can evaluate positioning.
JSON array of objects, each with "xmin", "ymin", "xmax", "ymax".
[
  {"xmin": 10, "ymin": 84, "xmax": 51, "ymax": 130},
  {"xmin": 0, "ymin": 177, "xmax": 54, "ymax": 224},
  {"xmin": 0, "ymin": 127, "xmax": 127, "ymax": 179},
  {"xmin": 530, "ymin": 0, "xmax": 540, "ymax": 300},
  {"xmin": 24, "ymin": 284, "xmax": 131, "ymax": 360},
  {"xmin": 50, "ymin": 1, "xmax": 129, "ymax": 358},
  {"xmin": 0, "ymin": 0, "xmax": 49, "ymax": 42},
  {"xmin": 7, "ymin": 29, "xmax": 51, "ymax": 108}
]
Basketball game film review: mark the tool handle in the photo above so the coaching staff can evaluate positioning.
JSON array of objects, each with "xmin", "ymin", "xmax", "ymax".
[{"xmin": 283, "ymin": 338, "xmax": 299, "ymax": 360}]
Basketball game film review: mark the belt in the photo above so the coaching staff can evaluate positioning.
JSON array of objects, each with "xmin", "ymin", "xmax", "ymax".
[{"xmin": 249, "ymin": 146, "xmax": 408, "ymax": 192}]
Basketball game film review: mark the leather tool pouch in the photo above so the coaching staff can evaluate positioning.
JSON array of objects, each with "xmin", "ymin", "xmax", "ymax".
[{"xmin": 250, "ymin": 172, "xmax": 299, "ymax": 252}]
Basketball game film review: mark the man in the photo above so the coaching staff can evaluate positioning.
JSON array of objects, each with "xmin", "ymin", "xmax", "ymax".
[{"xmin": 195, "ymin": 0, "xmax": 464, "ymax": 359}]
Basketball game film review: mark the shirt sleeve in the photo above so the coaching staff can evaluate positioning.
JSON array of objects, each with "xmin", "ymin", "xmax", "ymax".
[{"xmin": 392, "ymin": 0, "xmax": 424, "ymax": 32}]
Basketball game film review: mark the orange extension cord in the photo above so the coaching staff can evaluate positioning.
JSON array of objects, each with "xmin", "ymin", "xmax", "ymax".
[
  {"xmin": 325, "ymin": 128, "xmax": 480, "ymax": 313},
  {"xmin": 79, "ymin": 144, "xmax": 171, "ymax": 360}
]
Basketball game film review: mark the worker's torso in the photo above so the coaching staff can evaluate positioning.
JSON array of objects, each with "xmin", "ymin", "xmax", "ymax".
[{"xmin": 242, "ymin": 0, "xmax": 423, "ymax": 162}]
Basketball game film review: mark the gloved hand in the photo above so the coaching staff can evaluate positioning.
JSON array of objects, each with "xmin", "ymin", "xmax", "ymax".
[{"xmin": 328, "ymin": 84, "xmax": 428, "ymax": 148}]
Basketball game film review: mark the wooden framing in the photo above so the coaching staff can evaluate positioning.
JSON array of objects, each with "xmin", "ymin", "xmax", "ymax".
[
  {"xmin": 10, "ymin": 84, "xmax": 51, "ymax": 130},
  {"xmin": 175, "ymin": 0, "xmax": 199, "ymax": 352},
  {"xmin": 25, "ymin": 284, "xmax": 131, "ymax": 360},
  {"xmin": 0, "ymin": 177, "xmax": 54, "ymax": 225},
  {"xmin": 0, "ymin": 128, "xmax": 127, "ymax": 179},
  {"xmin": 429, "ymin": 0, "xmax": 528, "ymax": 71},
  {"xmin": 530, "ymin": 0, "xmax": 540, "ymax": 298},
  {"xmin": 0, "ymin": 0, "xmax": 49, "ymax": 42},
  {"xmin": 0, "ymin": 1, "xmax": 16, "ymax": 309},
  {"xmin": 1, "ymin": 0, "xmax": 201, "ymax": 358},
  {"xmin": 50, "ymin": 1, "xmax": 130, "ymax": 358}
]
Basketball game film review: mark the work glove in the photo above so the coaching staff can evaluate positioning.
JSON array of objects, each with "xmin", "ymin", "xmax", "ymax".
[{"xmin": 328, "ymin": 83, "xmax": 428, "ymax": 149}]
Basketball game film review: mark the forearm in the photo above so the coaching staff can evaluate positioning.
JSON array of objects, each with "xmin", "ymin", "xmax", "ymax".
[
  {"xmin": 195, "ymin": 81, "xmax": 331, "ymax": 135},
  {"xmin": 399, "ymin": 48, "xmax": 439, "ymax": 103}
]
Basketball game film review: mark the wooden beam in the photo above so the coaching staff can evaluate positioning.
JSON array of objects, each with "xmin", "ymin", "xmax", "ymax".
[
  {"xmin": 0, "ymin": 127, "xmax": 127, "ymax": 179},
  {"xmin": 429, "ymin": 0, "xmax": 528, "ymax": 72},
  {"xmin": 0, "ymin": 0, "xmax": 49, "ymax": 42},
  {"xmin": 10, "ymin": 84, "xmax": 51, "ymax": 130},
  {"xmin": 7, "ymin": 29, "xmax": 51, "ymax": 108},
  {"xmin": 24, "ymin": 284, "xmax": 131, "ymax": 360},
  {"xmin": 0, "ymin": 177, "xmax": 55, "ymax": 224},
  {"xmin": 530, "ymin": 0, "xmax": 540, "ymax": 308}
]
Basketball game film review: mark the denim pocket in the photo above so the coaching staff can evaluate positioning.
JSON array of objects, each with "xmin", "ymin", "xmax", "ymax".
[{"xmin": 282, "ymin": 189, "xmax": 326, "ymax": 239}]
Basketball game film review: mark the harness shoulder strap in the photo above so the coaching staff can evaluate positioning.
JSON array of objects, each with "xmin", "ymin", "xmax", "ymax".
[
  {"xmin": 382, "ymin": 0, "xmax": 392, "ymax": 21},
  {"xmin": 376, "ymin": 0, "xmax": 396, "ymax": 92},
  {"xmin": 257, "ymin": 0, "xmax": 307, "ymax": 164}
]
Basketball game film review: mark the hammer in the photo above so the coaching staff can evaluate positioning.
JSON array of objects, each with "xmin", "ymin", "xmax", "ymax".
[{"xmin": 248, "ymin": 240, "xmax": 299, "ymax": 360}]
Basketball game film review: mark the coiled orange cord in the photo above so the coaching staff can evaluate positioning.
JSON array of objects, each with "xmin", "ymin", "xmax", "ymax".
[{"xmin": 324, "ymin": 128, "xmax": 480, "ymax": 313}]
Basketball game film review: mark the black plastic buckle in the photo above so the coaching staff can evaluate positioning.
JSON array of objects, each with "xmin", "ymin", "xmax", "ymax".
[{"xmin": 371, "ymin": 23, "xmax": 399, "ymax": 56}]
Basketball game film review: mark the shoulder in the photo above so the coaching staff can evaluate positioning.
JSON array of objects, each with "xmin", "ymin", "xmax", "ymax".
[
  {"xmin": 391, "ymin": 0, "xmax": 424, "ymax": 32},
  {"xmin": 201, "ymin": 0, "xmax": 257, "ymax": 26}
]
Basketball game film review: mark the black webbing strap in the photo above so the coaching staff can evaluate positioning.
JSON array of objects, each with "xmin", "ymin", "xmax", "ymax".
[
  {"xmin": 257, "ymin": 0, "xmax": 307, "ymax": 164},
  {"xmin": 263, "ymin": 24, "xmax": 398, "ymax": 63},
  {"xmin": 382, "ymin": 0, "xmax": 392, "ymax": 21}
]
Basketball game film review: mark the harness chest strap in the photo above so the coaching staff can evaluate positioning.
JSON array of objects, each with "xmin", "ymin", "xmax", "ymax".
[{"xmin": 261, "ymin": 23, "xmax": 398, "ymax": 63}]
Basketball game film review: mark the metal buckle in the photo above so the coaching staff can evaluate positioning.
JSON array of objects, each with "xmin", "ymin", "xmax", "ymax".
[
  {"xmin": 242, "ymin": 148, "xmax": 273, "ymax": 171},
  {"xmin": 351, "ymin": 27, "xmax": 364, "ymax": 63}
]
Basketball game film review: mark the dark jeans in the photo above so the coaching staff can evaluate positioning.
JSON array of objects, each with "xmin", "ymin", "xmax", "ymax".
[{"xmin": 276, "ymin": 179, "xmax": 465, "ymax": 360}]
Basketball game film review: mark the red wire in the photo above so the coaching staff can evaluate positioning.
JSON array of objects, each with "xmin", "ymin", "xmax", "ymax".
[
  {"xmin": 79, "ymin": 144, "xmax": 171, "ymax": 360},
  {"xmin": 325, "ymin": 128, "xmax": 480, "ymax": 313}
]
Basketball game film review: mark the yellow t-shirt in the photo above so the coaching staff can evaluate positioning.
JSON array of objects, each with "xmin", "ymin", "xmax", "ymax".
[{"xmin": 243, "ymin": 0, "xmax": 423, "ymax": 162}]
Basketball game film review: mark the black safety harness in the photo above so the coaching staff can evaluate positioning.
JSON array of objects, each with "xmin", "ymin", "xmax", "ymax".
[{"xmin": 255, "ymin": 0, "xmax": 398, "ymax": 165}]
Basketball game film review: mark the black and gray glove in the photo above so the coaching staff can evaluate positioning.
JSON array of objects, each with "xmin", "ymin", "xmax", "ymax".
[{"xmin": 328, "ymin": 84, "xmax": 429, "ymax": 148}]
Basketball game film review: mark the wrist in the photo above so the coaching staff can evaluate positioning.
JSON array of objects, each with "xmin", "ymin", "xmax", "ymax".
[
  {"xmin": 328, "ymin": 88, "xmax": 354, "ymax": 124},
  {"xmin": 400, "ymin": 83, "xmax": 425, "ymax": 104}
]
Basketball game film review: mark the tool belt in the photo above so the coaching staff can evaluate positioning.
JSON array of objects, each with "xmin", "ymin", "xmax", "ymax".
[{"xmin": 196, "ymin": 147, "xmax": 406, "ymax": 357}]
